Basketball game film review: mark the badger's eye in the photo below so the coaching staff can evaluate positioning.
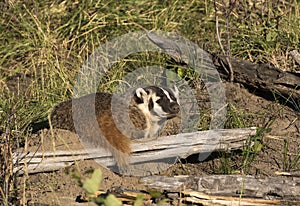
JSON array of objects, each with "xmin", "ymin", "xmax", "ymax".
[{"xmin": 156, "ymin": 99, "xmax": 162, "ymax": 104}]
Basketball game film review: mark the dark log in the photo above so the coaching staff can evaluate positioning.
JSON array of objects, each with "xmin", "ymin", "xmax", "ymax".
[
  {"xmin": 146, "ymin": 31, "xmax": 300, "ymax": 110},
  {"xmin": 213, "ymin": 55, "xmax": 300, "ymax": 109}
]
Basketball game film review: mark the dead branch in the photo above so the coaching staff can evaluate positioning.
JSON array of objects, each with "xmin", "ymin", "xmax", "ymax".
[
  {"xmin": 14, "ymin": 128, "xmax": 256, "ymax": 175},
  {"xmin": 140, "ymin": 175, "xmax": 300, "ymax": 204}
]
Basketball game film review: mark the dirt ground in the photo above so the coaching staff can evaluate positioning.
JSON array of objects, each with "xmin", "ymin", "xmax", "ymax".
[{"xmin": 21, "ymin": 82, "xmax": 299, "ymax": 205}]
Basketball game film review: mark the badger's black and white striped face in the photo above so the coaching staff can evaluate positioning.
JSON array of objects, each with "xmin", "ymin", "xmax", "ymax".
[{"xmin": 134, "ymin": 85, "xmax": 180, "ymax": 120}]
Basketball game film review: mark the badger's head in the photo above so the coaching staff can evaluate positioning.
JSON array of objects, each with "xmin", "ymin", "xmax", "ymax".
[{"xmin": 134, "ymin": 85, "xmax": 180, "ymax": 122}]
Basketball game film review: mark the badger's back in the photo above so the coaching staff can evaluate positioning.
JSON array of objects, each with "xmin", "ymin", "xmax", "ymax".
[
  {"xmin": 51, "ymin": 92, "xmax": 146, "ymax": 137},
  {"xmin": 50, "ymin": 92, "xmax": 146, "ymax": 160},
  {"xmin": 50, "ymin": 92, "xmax": 111, "ymax": 132}
]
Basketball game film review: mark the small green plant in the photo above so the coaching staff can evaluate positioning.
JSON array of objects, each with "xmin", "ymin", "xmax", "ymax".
[
  {"xmin": 226, "ymin": 103, "xmax": 247, "ymax": 128},
  {"xmin": 80, "ymin": 168, "xmax": 122, "ymax": 206},
  {"xmin": 79, "ymin": 168, "xmax": 170, "ymax": 205},
  {"xmin": 133, "ymin": 194, "xmax": 144, "ymax": 206},
  {"xmin": 102, "ymin": 194, "xmax": 122, "ymax": 206},
  {"xmin": 212, "ymin": 126, "xmax": 268, "ymax": 175},
  {"xmin": 82, "ymin": 169, "xmax": 103, "ymax": 195},
  {"xmin": 241, "ymin": 128, "xmax": 267, "ymax": 174},
  {"xmin": 282, "ymin": 138, "xmax": 300, "ymax": 172}
]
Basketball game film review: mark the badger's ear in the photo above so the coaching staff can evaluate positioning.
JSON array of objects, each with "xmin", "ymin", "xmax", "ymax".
[
  {"xmin": 172, "ymin": 85, "xmax": 179, "ymax": 99},
  {"xmin": 134, "ymin": 87, "xmax": 148, "ymax": 104},
  {"xmin": 135, "ymin": 88, "xmax": 148, "ymax": 98}
]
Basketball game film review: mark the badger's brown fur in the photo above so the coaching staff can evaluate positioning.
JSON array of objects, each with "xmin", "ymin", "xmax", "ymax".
[{"xmin": 50, "ymin": 86, "xmax": 180, "ymax": 167}]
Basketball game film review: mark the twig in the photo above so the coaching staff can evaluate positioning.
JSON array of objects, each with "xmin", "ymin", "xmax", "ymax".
[{"xmin": 214, "ymin": 1, "xmax": 234, "ymax": 82}]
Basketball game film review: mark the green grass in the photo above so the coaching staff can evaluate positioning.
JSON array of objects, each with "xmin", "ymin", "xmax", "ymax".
[
  {"xmin": 0, "ymin": 0, "xmax": 299, "ymax": 205},
  {"xmin": 1, "ymin": 0, "xmax": 299, "ymax": 131}
]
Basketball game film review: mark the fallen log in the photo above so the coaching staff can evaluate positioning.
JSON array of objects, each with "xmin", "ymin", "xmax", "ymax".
[
  {"xmin": 140, "ymin": 175, "xmax": 300, "ymax": 205},
  {"xmin": 146, "ymin": 31, "xmax": 300, "ymax": 110},
  {"xmin": 213, "ymin": 55, "xmax": 300, "ymax": 109},
  {"xmin": 13, "ymin": 127, "xmax": 256, "ymax": 175},
  {"xmin": 76, "ymin": 174, "xmax": 300, "ymax": 205}
]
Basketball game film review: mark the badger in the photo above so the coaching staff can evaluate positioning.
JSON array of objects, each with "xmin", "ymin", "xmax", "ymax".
[{"xmin": 50, "ymin": 85, "xmax": 180, "ymax": 167}]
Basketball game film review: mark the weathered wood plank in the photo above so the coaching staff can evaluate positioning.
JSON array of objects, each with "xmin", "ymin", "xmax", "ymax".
[
  {"xmin": 14, "ymin": 128, "xmax": 256, "ymax": 174},
  {"xmin": 140, "ymin": 175, "xmax": 300, "ymax": 203}
]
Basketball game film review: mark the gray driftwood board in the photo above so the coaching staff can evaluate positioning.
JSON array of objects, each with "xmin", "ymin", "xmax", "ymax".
[
  {"xmin": 14, "ymin": 127, "xmax": 256, "ymax": 175},
  {"xmin": 140, "ymin": 175, "xmax": 300, "ymax": 205}
]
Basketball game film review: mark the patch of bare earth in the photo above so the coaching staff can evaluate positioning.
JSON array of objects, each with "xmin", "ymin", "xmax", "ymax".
[{"xmin": 22, "ymin": 82, "xmax": 299, "ymax": 205}]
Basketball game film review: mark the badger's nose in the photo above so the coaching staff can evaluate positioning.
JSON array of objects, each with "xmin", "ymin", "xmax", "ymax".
[{"xmin": 170, "ymin": 103, "xmax": 180, "ymax": 114}]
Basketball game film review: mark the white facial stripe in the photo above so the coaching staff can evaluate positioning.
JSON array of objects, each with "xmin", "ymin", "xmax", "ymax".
[
  {"xmin": 172, "ymin": 85, "xmax": 179, "ymax": 100},
  {"xmin": 151, "ymin": 93, "xmax": 168, "ymax": 118},
  {"xmin": 160, "ymin": 88, "xmax": 174, "ymax": 103},
  {"xmin": 153, "ymin": 104, "xmax": 167, "ymax": 117}
]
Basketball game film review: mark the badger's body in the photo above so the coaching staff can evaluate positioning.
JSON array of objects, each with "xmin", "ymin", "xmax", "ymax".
[{"xmin": 51, "ymin": 85, "xmax": 180, "ymax": 167}]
